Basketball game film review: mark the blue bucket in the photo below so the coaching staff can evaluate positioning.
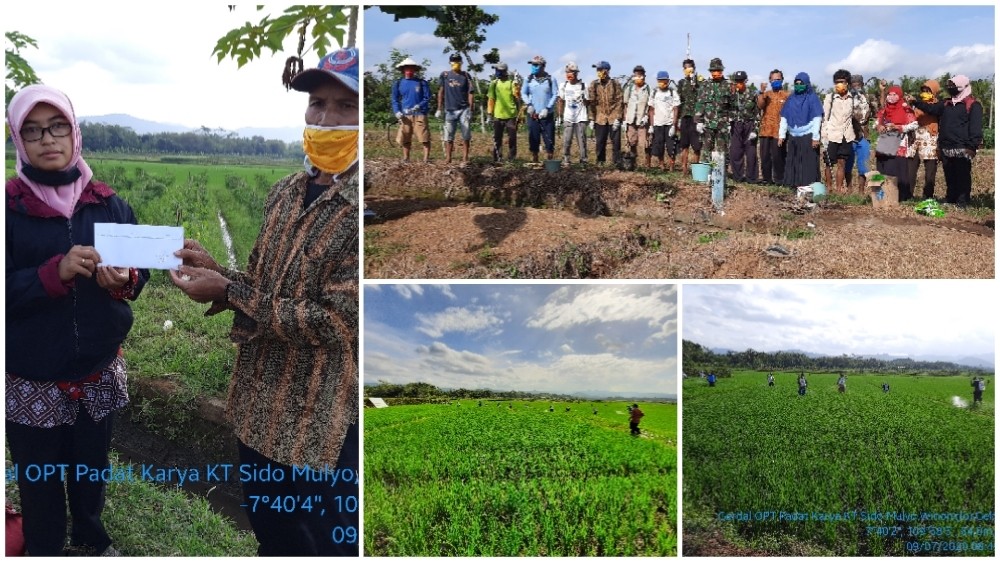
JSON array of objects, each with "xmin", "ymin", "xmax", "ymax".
[
  {"xmin": 810, "ymin": 182, "xmax": 827, "ymax": 201},
  {"xmin": 691, "ymin": 163, "xmax": 711, "ymax": 183}
]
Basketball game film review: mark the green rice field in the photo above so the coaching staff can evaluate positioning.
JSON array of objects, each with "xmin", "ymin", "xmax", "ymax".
[
  {"xmin": 364, "ymin": 400, "xmax": 678, "ymax": 556},
  {"xmin": 683, "ymin": 371, "xmax": 995, "ymax": 556}
]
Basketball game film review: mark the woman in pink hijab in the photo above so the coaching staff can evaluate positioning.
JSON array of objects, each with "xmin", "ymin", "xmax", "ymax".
[
  {"xmin": 911, "ymin": 75, "xmax": 984, "ymax": 205},
  {"xmin": 6, "ymin": 85, "xmax": 149, "ymax": 556}
]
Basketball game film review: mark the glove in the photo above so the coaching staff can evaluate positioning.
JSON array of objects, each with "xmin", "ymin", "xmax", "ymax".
[
  {"xmin": 612, "ymin": 119, "xmax": 621, "ymax": 131},
  {"xmin": 395, "ymin": 111, "xmax": 404, "ymax": 120},
  {"xmin": 668, "ymin": 125, "xmax": 676, "ymax": 137},
  {"xmin": 749, "ymin": 132, "xmax": 757, "ymax": 141},
  {"xmin": 696, "ymin": 123, "xmax": 705, "ymax": 134},
  {"xmin": 435, "ymin": 109, "xmax": 443, "ymax": 119},
  {"xmin": 639, "ymin": 116, "xmax": 648, "ymax": 127},
  {"xmin": 555, "ymin": 117, "xmax": 563, "ymax": 128},
  {"xmin": 539, "ymin": 108, "xmax": 549, "ymax": 119}
]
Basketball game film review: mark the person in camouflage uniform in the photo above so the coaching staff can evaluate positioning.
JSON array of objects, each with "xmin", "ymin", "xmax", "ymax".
[
  {"xmin": 588, "ymin": 60, "xmax": 624, "ymax": 166},
  {"xmin": 728, "ymin": 70, "xmax": 759, "ymax": 182},
  {"xmin": 695, "ymin": 57, "xmax": 735, "ymax": 164},
  {"xmin": 676, "ymin": 58, "xmax": 702, "ymax": 175}
]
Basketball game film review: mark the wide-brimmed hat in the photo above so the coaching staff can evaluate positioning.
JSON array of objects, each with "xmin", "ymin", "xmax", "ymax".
[{"xmin": 396, "ymin": 57, "xmax": 423, "ymax": 70}]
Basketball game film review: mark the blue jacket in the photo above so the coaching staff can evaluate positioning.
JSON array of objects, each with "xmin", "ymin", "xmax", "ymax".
[
  {"xmin": 6, "ymin": 178, "xmax": 149, "ymax": 381},
  {"xmin": 391, "ymin": 77, "xmax": 431, "ymax": 116},
  {"xmin": 521, "ymin": 72, "xmax": 558, "ymax": 114}
]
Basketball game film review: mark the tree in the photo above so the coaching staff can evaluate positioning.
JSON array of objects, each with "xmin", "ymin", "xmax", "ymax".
[
  {"xmin": 5, "ymin": 31, "xmax": 41, "ymax": 105},
  {"xmin": 212, "ymin": 6, "xmax": 356, "ymax": 89}
]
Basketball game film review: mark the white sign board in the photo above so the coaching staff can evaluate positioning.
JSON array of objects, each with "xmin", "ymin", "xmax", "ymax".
[{"xmin": 368, "ymin": 397, "xmax": 388, "ymax": 408}]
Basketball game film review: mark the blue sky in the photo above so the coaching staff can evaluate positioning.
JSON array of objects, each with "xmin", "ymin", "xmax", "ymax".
[
  {"xmin": 364, "ymin": 284, "xmax": 678, "ymax": 395},
  {"xmin": 683, "ymin": 284, "xmax": 996, "ymax": 362},
  {"xmin": 364, "ymin": 4, "xmax": 995, "ymax": 88}
]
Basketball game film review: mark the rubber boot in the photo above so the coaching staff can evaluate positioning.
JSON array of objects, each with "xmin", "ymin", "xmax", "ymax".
[{"xmin": 531, "ymin": 152, "xmax": 539, "ymax": 163}]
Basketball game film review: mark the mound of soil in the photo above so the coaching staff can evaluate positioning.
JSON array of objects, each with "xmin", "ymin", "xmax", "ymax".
[{"xmin": 364, "ymin": 158, "xmax": 994, "ymax": 279}]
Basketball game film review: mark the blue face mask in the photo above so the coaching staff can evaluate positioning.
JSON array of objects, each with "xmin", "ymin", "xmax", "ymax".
[
  {"xmin": 771, "ymin": 80, "xmax": 783, "ymax": 91},
  {"xmin": 496, "ymin": 70, "xmax": 506, "ymax": 78},
  {"xmin": 530, "ymin": 64, "xmax": 541, "ymax": 76}
]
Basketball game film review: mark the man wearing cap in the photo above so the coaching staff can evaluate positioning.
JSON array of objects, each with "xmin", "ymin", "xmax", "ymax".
[
  {"xmin": 487, "ymin": 62, "xmax": 519, "ymax": 162},
  {"xmin": 648, "ymin": 70, "xmax": 681, "ymax": 171},
  {"xmin": 622, "ymin": 64, "xmax": 655, "ymax": 169},
  {"xmin": 695, "ymin": 58, "xmax": 735, "ymax": 165},
  {"xmin": 391, "ymin": 57, "xmax": 431, "ymax": 162},
  {"xmin": 557, "ymin": 62, "xmax": 589, "ymax": 164},
  {"xmin": 676, "ymin": 58, "xmax": 703, "ymax": 175},
  {"xmin": 171, "ymin": 48, "xmax": 359, "ymax": 557},
  {"xmin": 729, "ymin": 70, "xmax": 760, "ymax": 182},
  {"xmin": 588, "ymin": 60, "xmax": 624, "ymax": 167},
  {"xmin": 521, "ymin": 55, "xmax": 558, "ymax": 162},
  {"xmin": 436, "ymin": 53, "xmax": 474, "ymax": 164}
]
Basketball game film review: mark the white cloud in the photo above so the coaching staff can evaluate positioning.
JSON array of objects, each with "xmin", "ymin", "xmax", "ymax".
[
  {"xmin": 392, "ymin": 284, "xmax": 425, "ymax": 299},
  {"xmin": 527, "ymin": 286, "xmax": 677, "ymax": 333},
  {"xmin": 559, "ymin": 343, "xmax": 574, "ymax": 354},
  {"xmin": 391, "ymin": 32, "xmax": 447, "ymax": 51},
  {"xmin": 930, "ymin": 44, "xmax": 995, "ymax": 79},
  {"xmin": 499, "ymin": 41, "xmax": 533, "ymax": 65},
  {"xmin": 826, "ymin": 39, "xmax": 906, "ymax": 77},
  {"xmin": 433, "ymin": 284, "xmax": 457, "ymax": 299},
  {"xmin": 415, "ymin": 306, "xmax": 504, "ymax": 338}
]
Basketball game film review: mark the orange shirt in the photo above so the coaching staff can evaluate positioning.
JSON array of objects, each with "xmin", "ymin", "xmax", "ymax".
[{"xmin": 758, "ymin": 89, "xmax": 790, "ymax": 138}]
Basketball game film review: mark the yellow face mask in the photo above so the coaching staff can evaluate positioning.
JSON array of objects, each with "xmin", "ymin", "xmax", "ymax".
[
  {"xmin": 450, "ymin": 62, "xmax": 461, "ymax": 72},
  {"xmin": 684, "ymin": 67, "xmax": 694, "ymax": 77},
  {"xmin": 920, "ymin": 92, "xmax": 935, "ymax": 102},
  {"xmin": 302, "ymin": 125, "xmax": 359, "ymax": 175},
  {"xmin": 597, "ymin": 69, "xmax": 608, "ymax": 80},
  {"xmin": 835, "ymin": 83, "xmax": 848, "ymax": 94},
  {"xmin": 634, "ymin": 76, "xmax": 645, "ymax": 87}
]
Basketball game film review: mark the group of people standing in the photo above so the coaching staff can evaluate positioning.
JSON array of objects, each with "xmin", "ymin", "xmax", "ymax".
[{"xmin": 390, "ymin": 55, "xmax": 984, "ymax": 205}]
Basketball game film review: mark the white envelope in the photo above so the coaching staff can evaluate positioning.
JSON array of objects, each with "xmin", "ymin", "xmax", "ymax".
[{"xmin": 94, "ymin": 223, "xmax": 183, "ymax": 270}]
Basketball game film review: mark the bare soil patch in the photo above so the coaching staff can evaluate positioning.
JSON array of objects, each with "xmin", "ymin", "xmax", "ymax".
[{"xmin": 363, "ymin": 157, "xmax": 994, "ymax": 279}]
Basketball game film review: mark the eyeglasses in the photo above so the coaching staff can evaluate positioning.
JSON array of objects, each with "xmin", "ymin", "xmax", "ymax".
[{"xmin": 20, "ymin": 122, "xmax": 72, "ymax": 142}]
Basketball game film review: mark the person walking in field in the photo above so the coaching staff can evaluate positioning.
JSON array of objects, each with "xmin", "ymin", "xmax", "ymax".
[
  {"xmin": 882, "ymin": 382, "xmax": 890, "ymax": 393},
  {"xmin": 837, "ymin": 374, "xmax": 847, "ymax": 394},
  {"xmin": 706, "ymin": 372, "xmax": 717, "ymax": 387},
  {"xmin": 391, "ymin": 58, "xmax": 432, "ymax": 163},
  {"xmin": 972, "ymin": 377, "xmax": 987, "ymax": 405},
  {"xmin": 798, "ymin": 373, "xmax": 808, "ymax": 396},
  {"xmin": 629, "ymin": 403, "xmax": 644, "ymax": 435},
  {"xmin": 768, "ymin": 373, "xmax": 775, "ymax": 387}
]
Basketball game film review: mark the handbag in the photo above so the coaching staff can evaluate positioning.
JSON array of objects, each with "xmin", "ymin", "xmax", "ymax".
[{"xmin": 875, "ymin": 131, "xmax": 903, "ymax": 157}]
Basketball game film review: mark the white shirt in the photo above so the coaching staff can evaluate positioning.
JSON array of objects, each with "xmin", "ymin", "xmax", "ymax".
[
  {"xmin": 650, "ymin": 86, "xmax": 681, "ymax": 127},
  {"xmin": 559, "ymin": 80, "xmax": 589, "ymax": 123}
]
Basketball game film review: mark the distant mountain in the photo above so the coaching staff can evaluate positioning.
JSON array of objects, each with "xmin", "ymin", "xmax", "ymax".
[
  {"xmin": 79, "ymin": 113, "xmax": 301, "ymax": 143},
  {"xmin": 571, "ymin": 390, "xmax": 677, "ymax": 401}
]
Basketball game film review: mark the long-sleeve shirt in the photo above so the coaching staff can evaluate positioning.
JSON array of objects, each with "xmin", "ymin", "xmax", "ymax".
[
  {"xmin": 757, "ymin": 89, "xmax": 789, "ymax": 138},
  {"xmin": 912, "ymin": 98, "xmax": 984, "ymax": 151},
  {"xmin": 587, "ymin": 78, "xmax": 623, "ymax": 125},
  {"xmin": 391, "ymin": 77, "xmax": 430, "ymax": 115},
  {"xmin": 521, "ymin": 73, "xmax": 558, "ymax": 114},
  {"xmin": 210, "ymin": 170, "xmax": 359, "ymax": 468},
  {"xmin": 780, "ymin": 115, "xmax": 821, "ymax": 140}
]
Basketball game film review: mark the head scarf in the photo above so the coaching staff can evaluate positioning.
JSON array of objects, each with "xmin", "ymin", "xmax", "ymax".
[
  {"xmin": 948, "ymin": 75, "xmax": 972, "ymax": 105},
  {"xmin": 914, "ymin": 79, "xmax": 940, "ymax": 134},
  {"xmin": 7, "ymin": 85, "xmax": 93, "ymax": 219},
  {"xmin": 780, "ymin": 72, "xmax": 823, "ymax": 127},
  {"xmin": 880, "ymin": 85, "xmax": 914, "ymax": 126}
]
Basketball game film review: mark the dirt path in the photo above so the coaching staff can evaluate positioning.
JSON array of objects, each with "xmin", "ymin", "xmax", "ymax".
[{"xmin": 363, "ymin": 159, "xmax": 994, "ymax": 279}]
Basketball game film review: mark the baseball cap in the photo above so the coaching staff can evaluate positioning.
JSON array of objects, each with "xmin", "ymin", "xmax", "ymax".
[
  {"xmin": 656, "ymin": 70, "xmax": 670, "ymax": 80},
  {"xmin": 448, "ymin": 53, "xmax": 462, "ymax": 62},
  {"xmin": 494, "ymin": 62, "xmax": 508, "ymax": 71},
  {"xmin": 593, "ymin": 61, "xmax": 611, "ymax": 71},
  {"xmin": 291, "ymin": 47, "xmax": 359, "ymax": 93},
  {"xmin": 633, "ymin": 65, "xmax": 646, "ymax": 74},
  {"xmin": 565, "ymin": 62, "xmax": 579, "ymax": 72},
  {"xmin": 733, "ymin": 70, "xmax": 748, "ymax": 81},
  {"xmin": 527, "ymin": 55, "xmax": 546, "ymax": 66}
]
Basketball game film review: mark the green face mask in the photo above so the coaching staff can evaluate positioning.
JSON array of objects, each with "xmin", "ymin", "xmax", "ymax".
[{"xmin": 794, "ymin": 84, "xmax": 808, "ymax": 94}]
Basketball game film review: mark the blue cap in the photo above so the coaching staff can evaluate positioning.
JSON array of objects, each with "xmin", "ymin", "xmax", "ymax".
[
  {"xmin": 592, "ymin": 60, "xmax": 611, "ymax": 71},
  {"xmin": 291, "ymin": 47, "xmax": 359, "ymax": 93},
  {"xmin": 656, "ymin": 70, "xmax": 670, "ymax": 80}
]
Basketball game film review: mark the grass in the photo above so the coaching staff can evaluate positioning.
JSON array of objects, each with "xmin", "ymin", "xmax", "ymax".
[
  {"xmin": 364, "ymin": 400, "xmax": 678, "ymax": 556},
  {"xmin": 5, "ymin": 448, "xmax": 257, "ymax": 556},
  {"xmin": 698, "ymin": 231, "xmax": 728, "ymax": 244},
  {"xmin": 683, "ymin": 371, "xmax": 994, "ymax": 556}
]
